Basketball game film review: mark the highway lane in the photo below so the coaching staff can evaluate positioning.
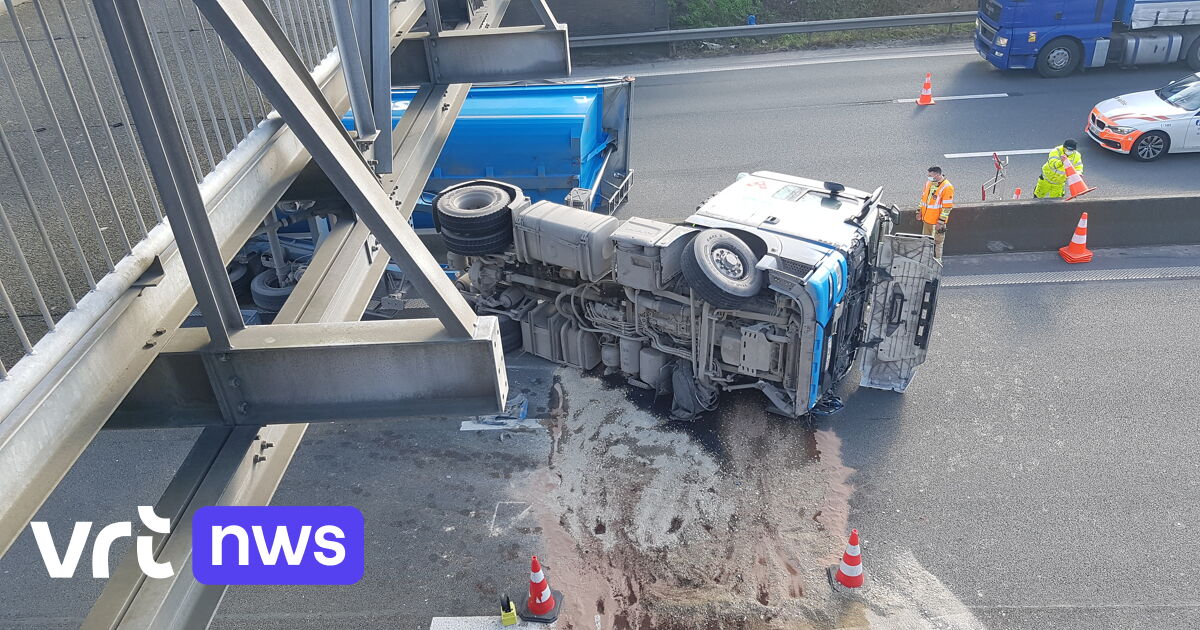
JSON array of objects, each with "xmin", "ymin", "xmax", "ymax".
[
  {"xmin": 596, "ymin": 44, "xmax": 1200, "ymax": 222},
  {"xmin": 3, "ymin": 247, "xmax": 1198, "ymax": 629},
  {"xmin": 3, "ymin": 35, "xmax": 1200, "ymax": 629},
  {"xmin": 831, "ymin": 245, "xmax": 1200, "ymax": 630}
]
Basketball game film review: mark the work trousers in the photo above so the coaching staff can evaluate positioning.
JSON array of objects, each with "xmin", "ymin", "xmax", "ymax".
[{"xmin": 922, "ymin": 222, "xmax": 945, "ymax": 260}]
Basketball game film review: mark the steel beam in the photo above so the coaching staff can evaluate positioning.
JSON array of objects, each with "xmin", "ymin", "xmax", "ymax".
[
  {"xmin": 370, "ymin": 0, "xmax": 395, "ymax": 172},
  {"xmin": 391, "ymin": 24, "xmax": 570, "ymax": 84},
  {"xmin": 0, "ymin": 0, "xmax": 415, "ymax": 563},
  {"xmin": 85, "ymin": 1, "xmax": 516, "ymax": 624},
  {"xmin": 94, "ymin": 0, "xmax": 246, "ymax": 348},
  {"xmin": 195, "ymin": 0, "xmax": 479, "ymax": 338},
  {"xmin": 111, "ymin": 317, "xmax": 505, "ymax": 427},
  {"xmin": 329, "ymin": 0, "xmax": 376, "ymax": 139}
]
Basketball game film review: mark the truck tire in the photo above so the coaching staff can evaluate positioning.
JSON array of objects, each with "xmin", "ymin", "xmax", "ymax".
[
  {"xmin": 1036, "ymin": 38, "xmax": 1082, "ymax": 78},
  {"xmin": 250, "ymin": 269, "xmax": 295, "ymax": 312},
  {"xmin": 497, "ymin": 315, "xmax": 523, "ymax": 353},
  {"xmin": 1131, "ymin": 131, "xmax": 1170, "ymax": 161},
  {"xmin": 1186, "ymin": 39, "xmax": 1200, "ymax": 71},
  {"xmin": 442, "ymin": 227, "xmax": 513, "ymax": 256},
  {"xmin": 681, "ymin": 229, "xmax": 763, "ymax": 309},
  {"xmin": 227, "ymin": 262, "xmax": 251, "ymax": 299},
  {"xmin": 434, "ymin": 184, "xmax": 513, "ymax": 237}
]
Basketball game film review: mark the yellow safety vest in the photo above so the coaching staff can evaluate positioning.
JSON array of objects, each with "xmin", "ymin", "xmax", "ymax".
[{"xmin": 920, "ymin": 180, "xmax": 955, "ymax": 225}]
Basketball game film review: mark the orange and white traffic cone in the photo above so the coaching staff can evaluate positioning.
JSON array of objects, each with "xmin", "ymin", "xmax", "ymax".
[
  {"xmin": 829, "ymin": 529, "xmax": 864, "ymax": 589},
  {"xmin": 1059, "ymin": 212, "xmax": 1093, "ymax": 264},
  {"xmin": 518, "ymin": 556, "xmax": 563, "ymax": 623},
  {"xmin": 1013, "ymin": 187, "xmax": 1022, "ymax": 200},
  {"xmin": 1062, "ymin": 158, "xmax": 1095, "ymax": 200},
  {"xmin": 916, "ymin": 73, "xmax": 935, "ymax": 106}
]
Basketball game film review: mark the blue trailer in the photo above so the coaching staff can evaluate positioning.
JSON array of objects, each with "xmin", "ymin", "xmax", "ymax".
[
  {"xmin": 226, "ymin": 78, "xmax": 634, "ymax": 318},
  {"xmin": 975, "ymin": 0, "xmax": 1200, "ymax": 76},
  {"xmin": 343, "ymin": 78, "xmax": 634, "ymax": 229}
]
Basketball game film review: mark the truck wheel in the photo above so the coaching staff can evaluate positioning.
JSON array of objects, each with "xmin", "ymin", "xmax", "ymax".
[
  {"xmin": 681, "ymin": 229, "xmax": 763, "ymax": 309},
  {"xmin": 434, "ymin": 184, "xmax": 514, "ymax": 237},
  {"xmin": 442, "ymin": 227, "xmax": 513, "ymax": 256},
  {"xmin": 497, "ymin": 315, "xmax": 523, "ymax": 353},
  {"xmin": 1186, "ymin": 40, "xmax": 1200, "ymax": 71},
  {"xmin": 227, "ymin": 262, "xmax": 251, "ymax": 299},
  {"xmin": 1036, "ymin": 38, "xmax": 1082, "ymax": 78},
  {"xmin": 1131, "ymin": 131, "xmax": 1170, "ymax": 162},
  {"xmin": 250, "ymin": 269, "xmax": 295, "ymax": 312}
]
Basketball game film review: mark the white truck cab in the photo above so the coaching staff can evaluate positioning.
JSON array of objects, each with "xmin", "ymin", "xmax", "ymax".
[{"xmin": 436, "ymin": 172, "xmax": 942, "ymax": 417}]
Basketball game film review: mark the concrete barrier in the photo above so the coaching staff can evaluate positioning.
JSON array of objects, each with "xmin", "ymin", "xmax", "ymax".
[{"xmin": 898, "ymin": 195, "xmax": 1200, "ymax": 256}]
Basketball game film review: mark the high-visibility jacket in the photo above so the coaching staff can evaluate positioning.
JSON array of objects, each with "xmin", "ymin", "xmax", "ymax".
[
  {"xmin": 920, "ymin": 179, "xmax": 955, "ymax": 225},
  {"xmin": 1040, "ymin": 146, "xmax": 1083, "ymax": 185}
]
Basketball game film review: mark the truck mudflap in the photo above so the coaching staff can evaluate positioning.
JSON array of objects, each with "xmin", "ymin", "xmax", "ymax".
[{"xmin": 858, "ymin": 233, "xmax": 942, "ymax": 393}]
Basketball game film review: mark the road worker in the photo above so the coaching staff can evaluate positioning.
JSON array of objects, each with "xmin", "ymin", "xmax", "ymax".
[
  {"xmin": 919, "ymin": 165, "xmax": 954, "ymax": 260},
  {"xmin": 1033, "ymin": 139, "xmax": 1083, "ymax": 199}
]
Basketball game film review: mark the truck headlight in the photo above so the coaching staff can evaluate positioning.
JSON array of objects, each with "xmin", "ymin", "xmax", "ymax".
[
  {"xmin": 1107, "ymin": 126, "xmax": 1136, "ymax": 135},
  {"xmin": 995, "ymin": 36, "xmax": 1009, "ymax": 47}
]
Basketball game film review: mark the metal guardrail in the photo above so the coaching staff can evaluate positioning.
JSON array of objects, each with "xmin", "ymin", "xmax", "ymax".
[
  {"xmin": 0, "ymin": 0, "xmax": 338, "ymax": 374},
  {"xmin": 569, "ymin": 11, "xmax": 976, "ymax": 48}
]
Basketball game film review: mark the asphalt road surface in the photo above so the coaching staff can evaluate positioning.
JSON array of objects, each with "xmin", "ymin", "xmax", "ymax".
[
  {"xmin": 595, "ymin": 44, "xmax": 1200, "ymax": 222},
  {"xmin": 3, "ymin": 40, "xmax": 1200, "ymax": 630}
]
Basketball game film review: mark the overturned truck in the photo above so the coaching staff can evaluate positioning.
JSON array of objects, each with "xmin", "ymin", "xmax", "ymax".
[{"xmin": 436, "ymin": 172, "xmax": 942, "ymax": 418}]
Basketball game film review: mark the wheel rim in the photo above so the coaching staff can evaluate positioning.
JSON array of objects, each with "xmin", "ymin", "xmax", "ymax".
[
  {"xmin": 710, "ymin": 247, "xmax": 745, "ymax": 279},
  {"xmin": 1047, "ymin": 47, "xmax": 1071, "ymax": 70},
  {"xmin": 457, "ymin": 190, "xmax": 500, "ymax": 210},
  {"xmin": 1137, "ymin": 135, "xmax": 1164, "ymax": 159}
]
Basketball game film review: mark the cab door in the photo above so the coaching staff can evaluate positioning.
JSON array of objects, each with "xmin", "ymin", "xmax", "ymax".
[
  {"xmin": 1187, "ymin": 113, "xmax": 1200, "ymax": 150},
  {"xmin": 858, "ymin": 233, "xmax": 942, "ymax": 392}
]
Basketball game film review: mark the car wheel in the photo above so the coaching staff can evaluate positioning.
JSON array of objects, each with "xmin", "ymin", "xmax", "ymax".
[
  {"xmin": 434, "ymin": 184, "xmax": 514, "ymax": 236},
  {"xmin": 1036, "ymin": 38, "xmax": 1082, "ymax": 78},
  {"xmin": 1131, "ymin": 131, "xmax": 1169, "ymax": 162},
  {"xmin": 681, "ymin": 229, "xmax": 764, "ymax": 309},
  {"xmin": 1187, "ymin": 39, "xmax": 1200, "ymax": 71}
]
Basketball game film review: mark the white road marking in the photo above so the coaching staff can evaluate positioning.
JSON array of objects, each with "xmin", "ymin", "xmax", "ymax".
[
  {"xmin": 488, "ymin": 501, "xmax": 532, "ymax": 537},
  {"xmin": 430, "ymin": 617, "xmax": 550, "ymax": 629},
  {"xmin": 614, "ymin": 46, "xmax": 977, "ymax": 78},
  {"xmin": 944, "ymin": 265, "xmax": 1200, "ymax": 288},
  {"xmin": 863, "ymin": 549, "xmax": 989, "ymax": 630},
  {"xmin": 895, "ymin": 92, "xmax": 1009, "ymax": 103},
  {"xmin": 944, "ymin": 148, "xmax": 1054, "ymax": 158}
]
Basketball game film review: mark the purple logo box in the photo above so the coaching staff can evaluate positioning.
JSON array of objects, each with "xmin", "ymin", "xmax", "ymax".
[{"xmin": 192, "ymin": 506, "xmax": 364, "ymax": 585}]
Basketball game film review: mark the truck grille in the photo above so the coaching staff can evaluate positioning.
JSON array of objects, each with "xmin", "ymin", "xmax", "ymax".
[
  {"xmin": 976, "ymin": 18, "xmax": 997, "ymax": 43},
  {"xmin": 777, "ymin": 259, "xmax": 813, "ymax": 277}
]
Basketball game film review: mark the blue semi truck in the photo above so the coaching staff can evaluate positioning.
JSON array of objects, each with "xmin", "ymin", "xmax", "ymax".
[{"xmin": 975, "ymin": 0, "xmax": 1200, "ymax": 77}]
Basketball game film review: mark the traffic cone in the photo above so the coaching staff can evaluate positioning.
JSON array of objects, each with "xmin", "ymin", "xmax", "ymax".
[
  {"xmin": 1062, "ymin": 158, "xmax": 1095, "ymax": 200},
  {"xmin": 830, "ymin": 529, "xmax": 864, "ymax": 589},
  {"xmin": 518, "ymin": 556, "xmax": 563, "ymax": 623},
  {"xmin": 1059, "ymin": 212, "xmax": 1093, "ymax": 264},
  {"xmin": 500, "ymin": 594, "xmax": 519, "ymax": 626},
  {"xmin": 916, "ymin": 73, "xmax": 935, "ymax": 105},
  {"xmin": 1013, "ymin": 187, "xmax": 1022, "ymax": 200}
]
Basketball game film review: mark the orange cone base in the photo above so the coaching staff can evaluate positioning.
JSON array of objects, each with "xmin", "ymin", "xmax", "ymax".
[
  {"xmin": 1066, "ymin": 186, "xmax": 1097, "ymax": 201},
  {"xmin": 518, "ymin": 590, "xmax": 563, "ymax": 623},
  {"xmin": 827, "ymin": 566, "xmax": 864, "ymax": 589},
  {"xmin": 1059, "ymin": 245, "xmax": 1093, "ymax": 264},
  {"xmin": 918, "ymin": 97, "xmax": 935, "ymax": 106}
]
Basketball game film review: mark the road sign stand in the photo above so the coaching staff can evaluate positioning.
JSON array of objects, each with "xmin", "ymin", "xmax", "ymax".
[{"xmin": 980, "ymin": 152, "xmax": 1010, "ymax": 201}]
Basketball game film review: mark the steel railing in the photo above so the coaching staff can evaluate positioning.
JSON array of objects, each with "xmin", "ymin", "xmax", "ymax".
[
  {"xmin": 570, "ymin": 11, "xmax": 976, "ymax": 48},
  {"xmin": 0, "ymin": 0, "xmax": 340, "ymax": 374}
]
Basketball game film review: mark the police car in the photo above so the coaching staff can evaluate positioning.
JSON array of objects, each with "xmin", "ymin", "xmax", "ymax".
[{"xmin": 1086, "ymin": 72, "xmax": 1200, "ymax": 161}]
